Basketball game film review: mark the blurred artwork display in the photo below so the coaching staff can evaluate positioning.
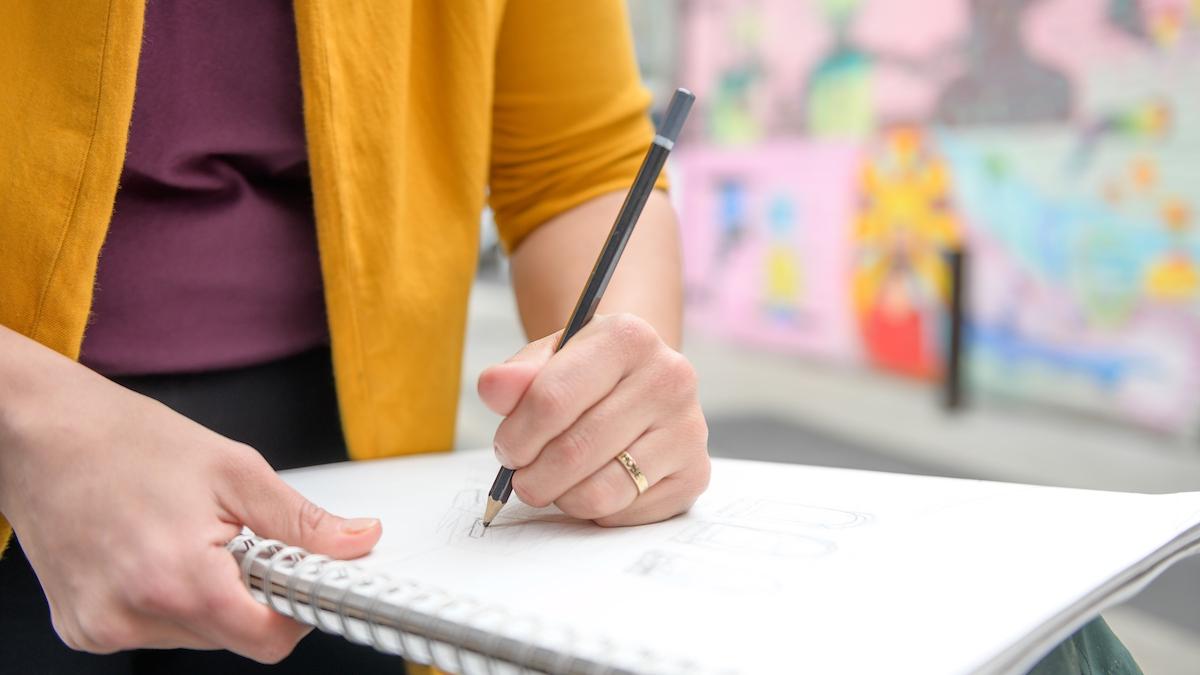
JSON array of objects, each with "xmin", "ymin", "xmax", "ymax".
[
  {"xmin": 678, "ymin": 142, "xmax": 859, "ymax": 359},
  {"xmin": 933, "ymin": 0, "xmax": 1073, "ymax": 126},
  {"xmin": 852, "ymin": 127, "xmax": 963, "ymax": 379},
  {"xmin": 942, "ymin": 134, "xmax": 1200, "ymax": 431},
  {"xmin": 672, "ymin": 0, "xmax": 1200, "ymax": 433},
  {"xmin": 805, "ymin": 0, "xmax": 876, "ymax": 137},
  {"xmin": 702, "ymin": 4, "xmax": 770, "ymax": 144}
]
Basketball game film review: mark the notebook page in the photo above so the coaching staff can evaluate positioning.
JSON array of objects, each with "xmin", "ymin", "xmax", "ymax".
[{"xmin": 277, "ymin": 450, "xmax": 1200, "ymax": 674}]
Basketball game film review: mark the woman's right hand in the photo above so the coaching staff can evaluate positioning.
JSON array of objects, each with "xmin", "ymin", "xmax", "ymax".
[{"xmin": 0, "ymin": 326, "xmax": 381, "ymax": 662}]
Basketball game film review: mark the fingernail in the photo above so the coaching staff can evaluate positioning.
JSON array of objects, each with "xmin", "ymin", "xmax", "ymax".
[
  {"xmin": 339, "ymin": 517, "xmax": 379, "ymax": 535},
  {"xmin": 494, "ymin": 443, "xmax": 511, "ymax": 468}
]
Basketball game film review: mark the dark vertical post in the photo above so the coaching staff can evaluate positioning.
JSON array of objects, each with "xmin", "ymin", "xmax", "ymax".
[{"xmin": 943, "ymin": 248, "xmax": 966, "ymax": 411}]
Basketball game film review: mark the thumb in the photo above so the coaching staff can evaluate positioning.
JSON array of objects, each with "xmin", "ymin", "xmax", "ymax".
[
  {"xmin": 228, "ymin": 458, "xmax": 382, "ymax": 560},
  {"xmin": 477, "ymin": 330, "xmax": 560, "ymax": 415}
]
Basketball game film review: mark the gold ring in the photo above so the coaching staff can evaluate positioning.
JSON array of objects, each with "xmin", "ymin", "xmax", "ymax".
[{"xmin": 615, "ymin": 451, "xmax": 649, "ymax": 495}]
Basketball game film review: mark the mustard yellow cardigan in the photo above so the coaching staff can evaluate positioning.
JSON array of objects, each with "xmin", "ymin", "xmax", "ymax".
[{"xmin": 0, "ymin": 0, "xmax": 659, "ymax": 623}]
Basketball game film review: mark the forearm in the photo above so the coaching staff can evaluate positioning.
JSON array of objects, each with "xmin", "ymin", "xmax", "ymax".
[{"xmin": 509, "ymin": 190, "xmax": 683, "ymax": 348}]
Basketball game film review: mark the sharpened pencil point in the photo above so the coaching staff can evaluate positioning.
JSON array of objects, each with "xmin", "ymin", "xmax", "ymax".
[{"xmin": 482, "ymin": 497, "xmax": 504, "ymax": 527}]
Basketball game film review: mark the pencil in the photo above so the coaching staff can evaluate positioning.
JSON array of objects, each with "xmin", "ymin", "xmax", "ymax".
[{"xmin": 482, "ymin": 87, "xmax": 695, "ymax": 527}]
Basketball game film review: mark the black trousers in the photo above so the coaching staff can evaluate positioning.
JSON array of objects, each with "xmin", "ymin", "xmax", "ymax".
[{"xmin": 0, "ymin": 348, "xmax": 405, "ymax": 674}]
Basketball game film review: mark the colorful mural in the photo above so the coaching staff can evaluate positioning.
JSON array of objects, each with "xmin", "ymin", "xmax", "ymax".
[
  {"xmin": 852, "ymin": 126, "xmax": 962, "ymax": 379},
  {"xmin": 679, "ymin": 142, "xmax": 859, "ymax": 359},
  {"xmin": 673, "ymin": 0, "xmax": 1200, "ymax": 433}
]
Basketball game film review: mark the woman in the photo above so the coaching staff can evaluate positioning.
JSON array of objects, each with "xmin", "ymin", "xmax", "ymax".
[
  {"xmin": 0, "ymin": 2, "xmax": 1141, "ymax": 674},
  {"xmin": 0, "ymin": 2, "xmax": 708, "ymax": 672}
]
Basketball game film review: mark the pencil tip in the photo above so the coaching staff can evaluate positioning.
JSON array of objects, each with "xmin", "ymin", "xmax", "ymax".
[{"xmin": 482, "ymin": 497, "xmax": 504, "ymax": 526}]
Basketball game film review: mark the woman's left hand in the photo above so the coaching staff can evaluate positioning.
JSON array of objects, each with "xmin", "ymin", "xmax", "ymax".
[{"xmin": 477, "ymin": 313, "xmax": 710, "ymax": 526}]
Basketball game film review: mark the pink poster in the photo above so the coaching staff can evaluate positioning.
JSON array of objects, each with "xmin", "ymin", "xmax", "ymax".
[{"xmin": 676, "ymin": 141, "xmax": 861, "ymax": 360}]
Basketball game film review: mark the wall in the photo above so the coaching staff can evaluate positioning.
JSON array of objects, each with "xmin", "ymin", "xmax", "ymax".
[{"xmin": 656, "ymin": 0, "xmax": 1200, "ymax": 433}]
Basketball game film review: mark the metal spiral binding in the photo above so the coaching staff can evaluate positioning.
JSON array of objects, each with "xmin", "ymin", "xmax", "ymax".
[
  {"xmin": 391, "ymin": 585, "xmax": 430, "ymax": 661},
  {"xmin": 316, "ymin": 560, "xmax": 356, "ymax": 636},
  {"xmin": 288, "ymin": 552, "xmax": 332, "ymax": 627},
  {"xmin": 447, "ymin": 595, "xmax": 485, "ymax": 672},
  {"xmin": 429, "ymin": 589, "xmax": 470, "ymax": 672},
  {"xmin": 265, "ymin": 546, "xmax": 306, "ymax": 616},
  {"xmin": 225, "ymin": 535, "xmax": 503, "ymax": 673},
  {"xmin": 366, "ymin": 579, "xmax": 420, "ymax": 656},
  {"xmin": 337, "ymin": 570, "xmax": 376, "ymax": 644},
  {"xmin": 226, "ymin": 534, "xmax": 695, "ymax": 674}
]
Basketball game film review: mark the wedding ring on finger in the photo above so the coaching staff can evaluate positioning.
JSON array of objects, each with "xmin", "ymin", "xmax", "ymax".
[{"xmin": 615, "ymin": 451, "xmax": 649, "ymax": 496}]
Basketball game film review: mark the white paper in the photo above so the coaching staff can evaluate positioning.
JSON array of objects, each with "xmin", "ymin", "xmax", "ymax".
[{"xmin": 277, "ymin": 450, "xmax": 1200, "ymax": 674}]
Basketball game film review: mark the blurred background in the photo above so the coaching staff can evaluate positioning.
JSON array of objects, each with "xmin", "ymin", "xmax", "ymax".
[{"xmin": 464, "ymin": 1, "xmax": 1200, "ymax": 671}]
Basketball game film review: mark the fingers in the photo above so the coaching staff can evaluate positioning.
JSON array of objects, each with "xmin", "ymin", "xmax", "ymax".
[
  {"xmin": 53, "ymin": 547, "xmax": 305, "ymax": 663},
  {"xmin": 511, "ymin": 366, "xmax": 664, "ymax": 507},
  {"xmin": 549, "ymin": 436, "xmax": 671, "ymax": 520},
  {"xmin": 595, "ymin": 469, "xmax": 711, "ymax": 528},
  {"xmin": 492, "ymin": 314, "xmax": 660, "ymax": 469},
  {"xmin": 552, "ymin": 417, "xmax": 709, "ymax": 524},
  {"xmin": 484, "ymin": 312, "xmax": 710, "ymax": 527},
  {"xmin": 477, "ymin": 332, "xmax": 558, "ymax": 416},
  {"xmin": 218, "ymin": 448, "xmax": 382, "ymax": 560},
  {"xmin": 185, "ymin": 547, "xmax": 313, "ymax": 664}
]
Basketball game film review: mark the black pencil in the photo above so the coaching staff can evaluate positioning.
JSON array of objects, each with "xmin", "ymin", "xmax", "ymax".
[{"xmin": 482, "ymin": 87, "xmax": 695, "ymax": 527}]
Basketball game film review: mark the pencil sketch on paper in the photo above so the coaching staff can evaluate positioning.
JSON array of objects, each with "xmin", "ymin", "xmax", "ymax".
[
  {"xmin": 716, "ymin": 498, "xmax": 871, "ymax": 529},
  {"xmin": 435, "ymin": 488, "xmax": 486, "ymax": 540},
  {"xmin": 438, "ymin": 487, "xmax": 593, "ymax": 552},
  {"xmin": 673, "ymin": 522, "xmax": 836, "ymax": 559},
  {"xmin": 626, "ymin": 550, "xmax": 783, "ymax": 593},
  {"xmin": 469, "ymin": 519, "xmax": 487, "ymax": 539}
]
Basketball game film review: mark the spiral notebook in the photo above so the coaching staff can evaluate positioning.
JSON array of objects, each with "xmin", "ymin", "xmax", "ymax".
[{"xmin": 227, "ymin": 449, "xmax": 1200, "ymax": 675}]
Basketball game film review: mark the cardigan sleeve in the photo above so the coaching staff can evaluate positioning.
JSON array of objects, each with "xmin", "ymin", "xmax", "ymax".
[
  {"xmin": 488, "ymin": 0, "xmax": 669, "ymax": 253},
  {"xmin": 0, "ymin": 517, "xmax": 10, "ymax": 558}
]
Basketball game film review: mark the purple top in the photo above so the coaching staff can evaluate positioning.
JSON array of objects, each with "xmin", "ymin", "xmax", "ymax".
[{"xmin": 80, "ymin": 0, "xmax": 329, "ymax": 376}]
